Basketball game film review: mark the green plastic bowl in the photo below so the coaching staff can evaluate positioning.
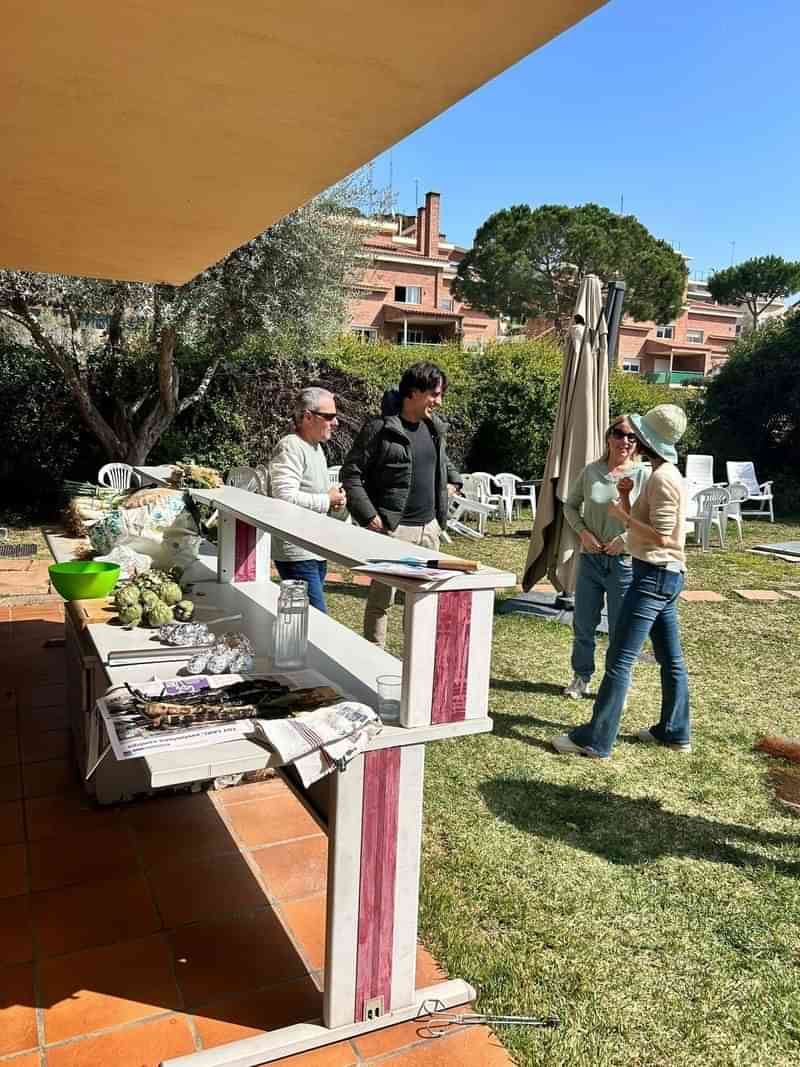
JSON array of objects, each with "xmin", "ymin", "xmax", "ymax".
[{"xmin": 49, "ymin": 561, "xmax": 121, "ymax": 601}]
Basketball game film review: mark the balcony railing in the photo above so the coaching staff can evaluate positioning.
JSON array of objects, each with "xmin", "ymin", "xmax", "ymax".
[{"xmin": 644, "ymin": 371, "xmax": 707, "ymax": 386}]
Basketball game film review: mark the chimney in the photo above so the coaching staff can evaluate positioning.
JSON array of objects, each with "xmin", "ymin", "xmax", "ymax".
[
  {"xmin": 424, "ymin": 191, "xmax": 440, "ymax": 259},
  {"xmin": 416, "ymin": 206, "xmax": 426, "ymax": 252}
]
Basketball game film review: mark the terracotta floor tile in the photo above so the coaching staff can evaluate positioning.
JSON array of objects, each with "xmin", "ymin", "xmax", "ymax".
[
  {"xmin": 148, "ymin": 852, "xmax": 268, "ymax": 929},
  {"xmin": 270, "ymin": 1042, "xmax": 357, "ymax": 1067},
  {"xmin": 191, "ymin": 974, "xmax": 322, "ymax": 1048},
  {"xmin": 416, "ymin": 945, "xmax": 448, "ymax": 987},
  {"xmin": 377, "ymin": 1025, "xmax": 513, "ymax": 1066},
  {"xmin": 0, "ymin": 962, "xmax": 37, "ymax": 1056},
  {"xmin": 734, "ymin": 589, "xmax": 787, "ymax": 601},
  {"xmin": 225, "ymin": 793, "xmax": 321, "ymax": 848},
  {"xmin": 41, "ymin": 932, "xmax": 180, "ymax": 1043},
  {"xmin": 45, "ymin": 1013, "xmax": 196, "ymax": 1067},
  {"xmin": 30, "ymin": 683, "xmax": 66, "ymax": 708},
  {"xmin": 31, "ymin": 872, "xmax": 161, "ymax": 958},
  {"xmin": 0, "ymin": 732, "xmax": 20, "ymax": 767},
  {"xmin": 0, "ymin": 799, "xmax": 25, "ymax": 845},
  {"xmin": 0, "ymin": 762, "xmax": 23, "ymax": 802},
  {"xmin": 28, "ymin": 823, "xmax": 140, "ymax": 892},
  {"xmin": 280, "ymin": 894, "xmax": 326, "ymax": 972},
  {"xmin": 21, "ymin": 757, "xmax": 76, "ymax": 799},
  {"xmin": 0, "ymin": 894, "xmax": 33, "ymax": 964},
  {"xmin": 213, "ymin": 775, "xmax": 289, "ymax": 806},
  {"xmin": 124, "ymin": 791, "xmax": 223, "ymax": 832},
  {"xmin": 0, "ymin": 843, "xmax": 28, "ymax": 899},
  {"xmin": 25, "ymin": 788, "xmax": 122, "ymax": 842},
  {"xmin": 353, "ymin": 1016, "xmax": 436, "ymax": 1060},
  {"xmin": 1, "ymin": 1052, "xmax": 40, "ymax": 1066},
  {"xmin": 781, "ymin": 589, "xmax": 800, "ymax": 600},
  {"xmin": 129, "ymin": 795, "xmax": 237, "ymax": 870},
  {"xmin": 170, "ymin": 909, "xmax": 308, "ymax": 1007},
  {"xmin": 21, "ymin": 704, "xmax": 70, "ymax": 732},
  {"xmin": 251, "ymin": 836, "xmax": 328, "ymax": 901},
  {"xmin": 20, "ymin": 728, "xmax": 71, "ymax": 765},
  {"xmin": 0, "ymin": 705, "xmax": 17, "ymax": 735},
  {"xmin": 679, "ymin": 590, "xmax": 726, "ymax": 602}
]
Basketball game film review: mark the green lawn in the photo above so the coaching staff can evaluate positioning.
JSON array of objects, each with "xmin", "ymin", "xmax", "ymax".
[{"xmin": 329, "ymin": 516, "xmax": 800, "ymax": 1067}]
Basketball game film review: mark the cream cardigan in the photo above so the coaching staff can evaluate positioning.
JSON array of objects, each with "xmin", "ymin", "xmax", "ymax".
[{"xmin": 627, "ymin": 462, "xmax": 688, "ymax": 569}]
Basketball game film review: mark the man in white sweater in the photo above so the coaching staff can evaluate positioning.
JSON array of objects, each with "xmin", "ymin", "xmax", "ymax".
[{"xmin": 268, "ymin": 387, "xmax": 346, "ymax": 612}]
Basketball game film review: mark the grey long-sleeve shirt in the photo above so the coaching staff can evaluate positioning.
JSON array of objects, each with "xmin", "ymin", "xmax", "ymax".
[{"xmin": 564, "ymin": 460, "xmax": 650, "ymax": 550}]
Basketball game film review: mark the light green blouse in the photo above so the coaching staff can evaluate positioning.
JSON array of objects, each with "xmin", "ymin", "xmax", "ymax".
[{"xmin": 564, "ymin": 459, "xmax": 650, "ymax": 551}]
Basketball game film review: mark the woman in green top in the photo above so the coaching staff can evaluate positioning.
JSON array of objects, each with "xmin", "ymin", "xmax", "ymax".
[{"xmin": 562, "ymin": 414, "xmax": 649, "ymax": 699}]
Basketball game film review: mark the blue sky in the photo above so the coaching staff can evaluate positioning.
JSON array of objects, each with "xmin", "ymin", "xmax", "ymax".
[{"xmin": 368, "ymin": 0, "xmax": 800, "ymax": 282}]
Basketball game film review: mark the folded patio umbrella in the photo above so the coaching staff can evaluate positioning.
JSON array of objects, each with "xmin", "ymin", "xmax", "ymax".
[{"xmin": 523, "ymin": 274, "xmax": 609, "ymax": 594}]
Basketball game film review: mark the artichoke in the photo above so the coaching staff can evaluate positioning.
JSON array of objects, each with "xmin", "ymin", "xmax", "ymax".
[
  {"xmin": 160, "ymin": 581, "xmax": 183, "ymax": 606},
  {"xmin": 118, "ymin": 604, "xmax": 143, "ymax": 627},
  {"xmin": 114, "ymin": 584, "xmax": 141, "ymax": 608},
  {"xmin": 140, "ymin": 589, "xmax": 160, "ymax": 609},
  {"xmin": 173, "ymin": 599, "xmax": 195, "ymax": 621},
  {"xmin": 146, "ymin": 600, "xmax": 174, "ymax": 628}
]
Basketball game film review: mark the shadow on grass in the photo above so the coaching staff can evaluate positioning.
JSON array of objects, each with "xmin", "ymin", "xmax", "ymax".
[
  {"xmin": 480, "ymin": 777, "xmax": 800, "ymax": 874},
  {"xmin": 325, "ymin": 582, "xmax": 369, "ymax": 603},
  {"xmin": 488, "ymin": 708, "xmax": 574, "ymax": 753},
  {"xmin": 491, "ymin": 679, "xmax": 565, "ymax": 697}
]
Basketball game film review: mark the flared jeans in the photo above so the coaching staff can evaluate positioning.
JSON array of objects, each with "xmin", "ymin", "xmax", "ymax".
[{"xmin": 569, "ymin": 559, "xmax": 690, "ymax": 758}]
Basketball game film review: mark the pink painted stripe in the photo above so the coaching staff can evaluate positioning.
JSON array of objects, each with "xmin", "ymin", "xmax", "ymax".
[
  {"xmin": 431, "ymin": 590, "xmax": 472, "ymax": 723},
  {"xmin": 355, "ymin": 747, "xmax": 400, "ymax": 1022},
  {"xmin": 234, "ymin": 520, "xmax": 257, "ymax": 582}
]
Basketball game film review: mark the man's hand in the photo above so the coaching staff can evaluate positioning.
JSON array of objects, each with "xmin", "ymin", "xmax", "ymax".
[
  {"xmin": 367, "ymin": 514, "xmax": 385, "ymax": 533},
  {"xmin": 579, "ymin": 529, "xmax": 603, "ymax": 554},
  {"xmin": 328, "ymin": 486, "xmax": 346, "ymax": 510}
]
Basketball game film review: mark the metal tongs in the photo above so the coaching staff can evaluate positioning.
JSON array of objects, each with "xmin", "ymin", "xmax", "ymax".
[{"xmin": 415, "ymin": 998, "xmax": 560, "ymax": 1039}]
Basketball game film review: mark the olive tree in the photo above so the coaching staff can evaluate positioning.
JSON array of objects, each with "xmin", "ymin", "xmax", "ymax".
[{"xmin": 0, "ymin": 193, "xmax": 364, "ymax": 463}]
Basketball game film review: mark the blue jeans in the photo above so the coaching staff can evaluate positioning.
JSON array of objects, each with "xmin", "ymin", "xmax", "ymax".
[
  {"xmin": 571, "ymin": 553, "xmax": 634, "ymax": 681},
  {"xmin": 570, "ymin": 559, "xmax": 690, "ymax": 758},
  {"xmin": 274, "ymin": 559, "xmax": 328, "ymax": 614}
]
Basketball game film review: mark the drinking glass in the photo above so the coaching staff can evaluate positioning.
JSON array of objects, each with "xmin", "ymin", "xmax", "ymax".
[{"xmin": 376, "ymin": 674, "xmax": 402, "ymax": 723}]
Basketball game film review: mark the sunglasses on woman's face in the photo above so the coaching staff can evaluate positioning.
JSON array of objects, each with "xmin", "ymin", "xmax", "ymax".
[{"xmin": 610, "ymin": 429, "xmax": 638, "ymax": 443}]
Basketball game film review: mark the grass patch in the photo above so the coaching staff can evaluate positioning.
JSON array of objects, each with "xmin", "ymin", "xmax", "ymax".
[{"xmin": 328, "ymin": 515, "xmax": 800, "ymax": 1067}]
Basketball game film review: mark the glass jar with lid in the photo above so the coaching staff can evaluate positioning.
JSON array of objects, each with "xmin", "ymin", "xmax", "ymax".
[{"xmin": 272, "ymin": 579, "xmax": 309, "ymax": 669}]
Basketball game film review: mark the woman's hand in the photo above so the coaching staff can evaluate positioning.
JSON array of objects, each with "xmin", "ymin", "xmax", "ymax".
[
  {"xmin": 604, "ymin": 535, "xmax": 626, "ymax": 556},
  {"xmin": 579, "ymin": 529, "xmax": 603, "ymax": 553},
  {"xmin": 617, "ymin": 476, "xmax": 634, "ymax": 496},
  {"xmin": 607, "ymin": 498, "xmax": 629, "ymax": 524}
]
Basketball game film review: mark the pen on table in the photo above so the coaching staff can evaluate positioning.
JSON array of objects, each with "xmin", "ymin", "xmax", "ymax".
[{"xmin": 367, "ymin": 557, "xmax": 479, "ymax": 573}]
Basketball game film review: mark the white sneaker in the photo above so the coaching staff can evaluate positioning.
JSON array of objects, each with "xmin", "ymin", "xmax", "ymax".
[
  {"xmin": 563, "ymin": 675, "xmax": 590, "ymax": 699},
  {"xmin": 551, "ymin": 733, "xmax": 609, "ymax": 759},
  {"xmin": 636, "ymin": 728, "xmax": 692, "ymax": 753}
]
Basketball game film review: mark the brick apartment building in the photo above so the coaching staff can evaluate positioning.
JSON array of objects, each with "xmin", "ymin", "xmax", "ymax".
[
  {"xmin": 347, "ymin": 191, "xmax": 499, "ymax": 348},
  {"xmin": 618, "ymin": 275, "xmax": 786, "ymax": 384}
]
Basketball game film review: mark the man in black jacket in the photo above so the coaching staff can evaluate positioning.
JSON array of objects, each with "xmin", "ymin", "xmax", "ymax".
[{"xmin": 341, "ymin": 361, "xmax": 461, "ymax": 646}]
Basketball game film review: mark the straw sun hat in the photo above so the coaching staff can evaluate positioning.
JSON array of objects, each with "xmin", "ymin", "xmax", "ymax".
[{"xmin": 629, "ymin": 404, "xmax": 687, "ymax": 464}]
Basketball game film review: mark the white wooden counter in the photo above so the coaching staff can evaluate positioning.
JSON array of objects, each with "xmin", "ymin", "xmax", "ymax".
[{"xmin": 53, "ymin": 473, "xmax": 516, "ymax": 1067}]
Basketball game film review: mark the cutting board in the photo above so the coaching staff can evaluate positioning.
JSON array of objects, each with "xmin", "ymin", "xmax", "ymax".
[{"xmin": 67, "ymin": 596, "xmax": 117, "ymax": 629}]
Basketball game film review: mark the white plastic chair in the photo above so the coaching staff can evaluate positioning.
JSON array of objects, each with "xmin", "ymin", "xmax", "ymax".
[
  {"xmin": 687, "ymin": 486, "xmax": 730, "ymax": 551},
  {"xmin": 725, "ymin": 461, "xmax": 775, "ymax": 522},
  {"xmin": 97, "ymin": 463, "xmax": 140, "ymax": 490},
  {"xmin": 492, "ymin": 473, "xmax": 536, "ymax": 521},
  {"xmin": 460, "ymin": 474, "xmax": 495, "ymax": 534},
  {"xmin": 684, "ymin": 455, "xmax": 716, "ymax": 518},
  {"xmin": 447, "ymin": 494, "xmax": 496, "ymax": 540},
  {"xmin": 724, "ymin": 482, "xmax": 749, "ymax": 547},
  {"xmin": 225, "ymin": 466, "xmax": 261, "ymax": 492}
]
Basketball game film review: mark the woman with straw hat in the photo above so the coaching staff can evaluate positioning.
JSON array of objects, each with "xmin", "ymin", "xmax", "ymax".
[{"xmin": 552, "ymin": 404, "xmax": 691, "ymax": 759}]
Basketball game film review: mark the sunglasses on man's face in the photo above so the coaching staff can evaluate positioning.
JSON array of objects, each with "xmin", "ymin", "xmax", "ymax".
[
  {"xmin": 610, "ymin": 429, "xmax": 638, "ymax": 443},
  {"xmin": 309, "ymin": 410, "xmax": 338, "ymax": 422}
]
